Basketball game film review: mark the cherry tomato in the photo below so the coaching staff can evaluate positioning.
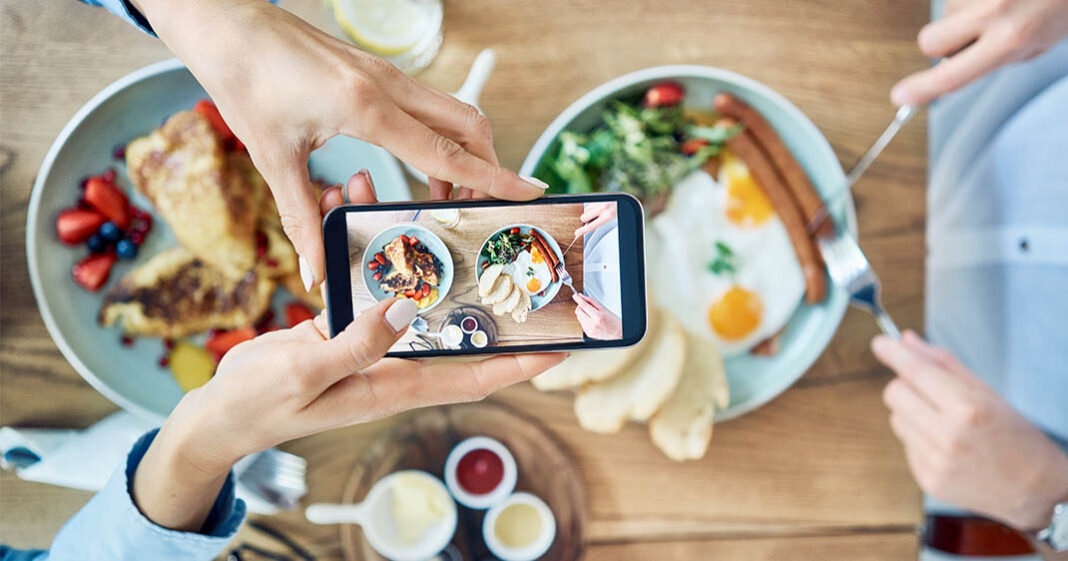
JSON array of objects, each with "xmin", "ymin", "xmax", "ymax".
[
  {"xmin": 404, "ymin": 289, "xmax": 416, "ymax": 298},
  {"xmin": 644, "ymin": 81, "xmax": 685, "ymax": 108},
  {"xmin": 680, "ymin": 138, "xmax": 709, "ymax": 156},
  {"xmin": 400, "ymin": 234, "xmax": 410, "ymax": 245},
  {"xmin": 509, "ymin": 227, "xmax": 520, "ymax": 235},
  {"xmin": 375, "ymin": 253, "xmax": 386, "ymax": 265}
]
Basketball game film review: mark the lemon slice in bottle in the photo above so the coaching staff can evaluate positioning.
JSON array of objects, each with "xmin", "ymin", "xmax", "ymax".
[{"xmin": 330, "ymin": 0, "xmax": 430, "ymax": 56}]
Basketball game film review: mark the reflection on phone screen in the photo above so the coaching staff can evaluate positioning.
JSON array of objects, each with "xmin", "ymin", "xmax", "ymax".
[{"xmin": 347, "ymin": 201, "xmax": 623, "ymax": 353}]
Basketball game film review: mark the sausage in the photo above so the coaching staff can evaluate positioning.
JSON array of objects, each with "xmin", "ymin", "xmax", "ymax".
[
  {"xmin": 714, "ymin": 93, "xmax": 833, "ymax": 238},
  {"xmin": 720, "ymin": 118, "xmax": 827, "ymax": 303},
  {"xmin": 529, "ymin": 231, "xmax": 559, "ymax": 283}
]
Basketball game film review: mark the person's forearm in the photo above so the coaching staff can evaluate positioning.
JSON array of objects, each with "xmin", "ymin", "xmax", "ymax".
[{"xmin": 132, "ymin": 392, "xmax": 235, "ymax": 533}]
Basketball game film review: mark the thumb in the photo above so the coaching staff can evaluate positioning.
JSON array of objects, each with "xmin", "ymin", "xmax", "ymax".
[
  {"xmin": 253, "ymin": 145, "xmax": 325, "ymax": 291},
  {"xmin": 314, "ymin": 298, "xmax": 419, "ymax": 384}
]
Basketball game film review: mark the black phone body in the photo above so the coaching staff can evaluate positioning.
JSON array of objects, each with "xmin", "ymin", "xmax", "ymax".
[{"xmin": 323, "ymin": 193, "xmax": 647, "ymax": 358}]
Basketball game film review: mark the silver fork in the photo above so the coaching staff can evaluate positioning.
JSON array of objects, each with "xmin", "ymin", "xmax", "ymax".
[
  {"xmin": 817, "ymin": 105, "xmax": 916, "ymax": 339},
  {"xmin": 554, "ymin": 260, "xmax": 576, "ymax": 296}
]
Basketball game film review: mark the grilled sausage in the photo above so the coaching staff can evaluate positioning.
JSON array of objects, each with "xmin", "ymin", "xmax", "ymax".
[
  {"xmin": 529, "ymin": 231, "xmax": 559, "ymax": 283},
  {"xmin": 720, "ymin": 118, "xmax": 826, "ymax": 303},
  {"xmin": 714, "ymin": 93, "xmax": 833, "ymax": 238}
]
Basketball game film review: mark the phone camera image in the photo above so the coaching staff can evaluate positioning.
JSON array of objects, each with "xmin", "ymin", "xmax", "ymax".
[{"xmin": 345, "ymin": 200, "xmax": 626, "ymax": 354}]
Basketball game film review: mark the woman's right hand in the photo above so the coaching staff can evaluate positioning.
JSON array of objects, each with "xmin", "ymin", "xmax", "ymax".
[
  {"xmin": 891, "ymin": 0, "xmax": 1068, "ymax": 106},
  {"xmin": 131, "ymin": 0, "xmax": 548, "ymax": 289}
]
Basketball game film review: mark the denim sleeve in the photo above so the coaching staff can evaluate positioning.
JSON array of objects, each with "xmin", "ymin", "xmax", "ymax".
[
  {"xmin": 1, "ymin": 429, "xmax": 246, "ymax": 561},
  {"xmin": 78, "ymin": 0, "xmax": 155, "ymax": 35}
]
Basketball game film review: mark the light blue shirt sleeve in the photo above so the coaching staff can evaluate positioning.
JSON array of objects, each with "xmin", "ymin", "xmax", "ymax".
[
  {"xmin": 0, "ymin": 429, "xmax": 246, "ymax": 561},
  {"xmin": 77, "ymin": 0, "xmax": 155, "ymax": 35}
]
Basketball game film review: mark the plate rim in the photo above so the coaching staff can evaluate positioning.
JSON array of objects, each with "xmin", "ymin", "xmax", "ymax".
[
  {"xmin": 518, "ymin": 64, "xmax": 858, "ymax": 422},
  {"xmin": 26, "ymin": 58, "xmax": 408, "ymax": 422}
]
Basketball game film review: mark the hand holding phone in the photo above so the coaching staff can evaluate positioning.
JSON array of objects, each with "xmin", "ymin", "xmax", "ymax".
[{"xmin": 323, "ymin": 193, "xmax": 647, "ymax": 357}]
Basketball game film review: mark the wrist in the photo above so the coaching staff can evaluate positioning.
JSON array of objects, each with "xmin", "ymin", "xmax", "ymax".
[{"xmin": 1012, "ymin": 451, "xmax": 1068, "ymax": 532}]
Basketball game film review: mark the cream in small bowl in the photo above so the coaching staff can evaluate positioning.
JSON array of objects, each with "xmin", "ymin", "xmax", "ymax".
[{"xmin": 483, "ymin": 492, "xmax": 556, "ymax": 561}]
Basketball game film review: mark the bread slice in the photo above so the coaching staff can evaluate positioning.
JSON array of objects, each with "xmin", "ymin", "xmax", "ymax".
[
  {"xmin": 478, "ymin": 264, "xmax": 504, "ymax": 297},
  {"xmin": 493, "ymin": 286, "xmax": 521, "ymax": 315},
  {"xmin": 573, "ymin": 312, "xmax": 686, "ymax": 433},
  {"xmin": 531, "ymin": 331, "xmax": 651, "ymax": 391},
  {"xmin": 649, "ymin": 332, "xmax": 727, "ymax": 461},
  {"xmin": 481, "ymin": 276, "xmax": 513, "ymax": 305},
  {"xmin": 511, "ymin": 290, "xmax": 532, "ymax": 324}
]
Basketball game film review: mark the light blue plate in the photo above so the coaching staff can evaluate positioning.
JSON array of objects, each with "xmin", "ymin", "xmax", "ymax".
[
  {"xmin": 360, "ymin": 225, "xmax": 453, "ymax": 313},
  {"xmin": 520, "ymin": 65, "xmax": 857, "ymax": 421},
  {"xmin": 26, "ymin": 59, "xmax": 409, "ymax": 422},
  {"xmin": 474, "ymin": 225, "xmax": 564, "ymax": 313}
]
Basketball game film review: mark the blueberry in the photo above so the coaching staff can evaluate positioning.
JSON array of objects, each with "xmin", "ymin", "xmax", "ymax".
[
  {"xmin": 116, "ymin": 239, "xmax": 137, "ymax": 260},
  {"xmin": 86, "ymin": 234, "xmax": 107, "ymax": 253},
  {"xmin": 99, "ymin": 222, "xmax": 122, "ymax": 241}
]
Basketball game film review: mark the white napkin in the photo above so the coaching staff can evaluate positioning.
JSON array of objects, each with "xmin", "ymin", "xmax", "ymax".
[{"xmin": 0, "ymin": 411, "xmax": 303, "ymax": 515}]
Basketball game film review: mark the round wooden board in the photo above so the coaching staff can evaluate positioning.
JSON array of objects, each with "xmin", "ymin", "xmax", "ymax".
[{"xmin": 339, "ymin": 401, "xmax": 587, "ymax": 561}]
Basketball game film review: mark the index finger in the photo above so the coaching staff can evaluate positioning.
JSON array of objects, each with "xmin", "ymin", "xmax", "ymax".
[
  {"xmin": 871, "ymin": 335, "xmax": 971, "ymax": 408},
  {"xmin": 891, "ymin": 36, "xmax": 1010, "ymax": 105}
]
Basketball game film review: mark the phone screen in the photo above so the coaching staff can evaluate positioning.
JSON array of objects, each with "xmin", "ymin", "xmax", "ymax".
[{"xmin": 323, "ymin": 194, "xmax": 646, "ymax": 357}]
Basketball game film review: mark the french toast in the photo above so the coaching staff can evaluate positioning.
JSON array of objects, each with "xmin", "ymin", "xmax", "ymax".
[
  {"xmin": 100, "ymin": 247, "xmax": 274, "ymax": 338},
  {"xmin": 379, "ymin": 269, "xmax": 419, "ymax": 293},
  {"xmin": 384, "ymin": 237, "xmax": 415, "ymax": 278},
  {"xmin": 125, "ymin": 111, "xmax": 263, "ymax": 280}
]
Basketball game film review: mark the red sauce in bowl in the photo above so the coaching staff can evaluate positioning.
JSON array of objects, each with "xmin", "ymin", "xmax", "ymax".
[{"xmin": 456, "ymin": 448, "xmax": 504, "ymax": 495}]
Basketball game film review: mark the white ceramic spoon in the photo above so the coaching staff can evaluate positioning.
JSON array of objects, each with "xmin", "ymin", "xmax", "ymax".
[{"xmin": 404, "ymin": 48, "xmax": 497, "ymax": 184}]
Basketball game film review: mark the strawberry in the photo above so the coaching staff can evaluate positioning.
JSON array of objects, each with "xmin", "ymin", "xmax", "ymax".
[
  {"xmin": 56, "ymin": 208, "xmax": 106, "ymax": 245},
  {"xmin": 644, "ymin": 81, "xmax": 685, "ymax": 108},
  {"xmin": 204, "ymin": 327, "xmax": 257, "ymax": 362},
  {"xmin": 284, "ymin": 302, "xmax": 315, "ymax": 327},
  {"xmin": 680, "ymin": 138, "xmax": 709, "ymax": 156},
  {"xmin": 72, "ymin": 252, "xmax": 117, "ymax": 292},
  {"xmin": 84, "ymin": 177, "xmax": 129, "ymax": 228},
  {"xmin": 193, "ymin": 99, "xmax": 235, "ymax": 143}
]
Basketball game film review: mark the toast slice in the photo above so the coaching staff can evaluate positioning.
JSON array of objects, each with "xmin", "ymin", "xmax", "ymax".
[
  {"xmin": 511, "ymin": 290, "xmax": 532, "ymax": 324},
  {"xmin": 649, "ymin": 332, "xmax": 727, "ymax": 461},
  {"xmin": 493, "ymin": 286, "xmax": 521, "ymax": 316},
  {"xmin": 531, "ymin": 321, "xmax": 653, "ymax": 391},
  {"xmin": 478, "ymin": 264, "xmax": 504, "ymax": 297},
  {"xmin": 481, "ymin": 276, "xmax": 513, "ymax": 305},
  {"xmin": 573, "ymin": 312, "xmax": 686, "ymax": 433}
]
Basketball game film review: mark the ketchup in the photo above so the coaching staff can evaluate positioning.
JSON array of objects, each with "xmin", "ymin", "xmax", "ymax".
[{"xmin": 455, "ymin": 448, "xmax": 504, "ymax": 495}]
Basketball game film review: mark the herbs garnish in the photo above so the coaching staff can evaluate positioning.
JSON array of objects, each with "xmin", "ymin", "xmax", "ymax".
[{"xmin": 708, "ymin": 241, "xmax": 738, "ymax": 276}]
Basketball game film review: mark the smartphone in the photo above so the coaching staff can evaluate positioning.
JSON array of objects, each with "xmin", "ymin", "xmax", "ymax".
[{"xmin": 323, "ymin": 193, "xmax": 647, "ymax": 357}]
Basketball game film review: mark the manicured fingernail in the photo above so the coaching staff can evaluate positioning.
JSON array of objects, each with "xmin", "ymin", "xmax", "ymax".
[
  {"xmin": 385, "ymin": 298, "xmax": 418, "ymax": 333},
  {"xmin": 520, "ymin": 175, "xmax": 549, "ymax": 190},
  {"xmin": 890, "ymin": 84, "xmax": 909, "ymax": 106},
  {"xmin": 360, "ymin": 168, "xmax": 376, "ymax": 192},
  {"xmin": 298, "ymin": 256, "xmax": 314, "ymax": 292}
]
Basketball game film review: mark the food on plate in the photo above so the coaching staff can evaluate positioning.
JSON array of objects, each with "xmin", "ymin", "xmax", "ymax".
[
  {"xmin": 719, "ymin": 117, "xmax": 825, "ymax": 303},
  {"xmin": 531, "ymin": 317, "xmax": 654, "ymax": 391},
  {"xmin": 478, "ymin": 227, "xmax": 560, "ymax": 323},
  {"xmin": 370, "ymin": 233, "xmax": 442, "ymax": 309},
  {"xmin": 204, "ymin": 326, "xmax": 257, "ymax": 362},
  {"xmin": 169, "ymin": 341, "xmax": 216, "ymax": 392},
  {"xmin": 125, "ymin": 110, "xmax": 263, "ymax": 280},
  {"xmin": 573, "ymin": 311, "xmax": 686, "ymax": 433},
  {"xmin": 713, "ymin": 93, "xmax": 832, "ymax": 238},
  {"xmin": 280, "ymin": 271, "xmax": 325, "ymax": 309},
  {"xmin": 73, "ymin": 252, "xmax": 118, "ymax": 292},
  {"xmin": 649, "ymin": 333, "xmax": 728, "ymax": 461},
  {"xmin": 99, "ymin": 247, "xmax": 275, "ymax": 338},
  {"xmin": 650, "ymin": 168, "xmax": 806, "ymax": 357},
  {"xmin": 535, "ymin": 82, "xmax": 739, "ymax": 199}
]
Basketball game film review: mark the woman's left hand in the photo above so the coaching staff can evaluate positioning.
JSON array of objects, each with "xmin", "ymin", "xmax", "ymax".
[
  {"xmin": 572, "ymin": 293, "xmax": 622, "ymax": 340},
  {"xmin": 873, "ymin": 330, "xmax": 1068, "ymax": 530}
]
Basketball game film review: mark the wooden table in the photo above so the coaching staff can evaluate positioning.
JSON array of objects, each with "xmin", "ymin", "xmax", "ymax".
[
  {"xmin": 0, "ymin": 0, "xmax": 929, "ymax": 558},
  {"xmin": 347, "ymin": 204, "xmax": 586, "ymax": 350}
]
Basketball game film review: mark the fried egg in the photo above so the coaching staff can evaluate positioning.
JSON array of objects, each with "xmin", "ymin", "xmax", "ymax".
[
  {"xmin": 509, "ymin": 247, "xmax": 553, "ymax": 296},
  {"xmin": 649, "ymin": 155, "xmax": 805, "ymax": 357}
]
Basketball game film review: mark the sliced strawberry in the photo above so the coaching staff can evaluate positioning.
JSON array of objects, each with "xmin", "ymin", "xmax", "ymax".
[
  {"xmin": 56, "ymin": 208, "xmax": 106, "ymax": 245},
  {"xmin": 680, "ymin": 138, "xmax": 710, "ymax": 156},
  {"xmin": 72, "ymin": 252, "xmax": 117, "ymax": 292},
  {"xmin": 284, "ymin": 302, "xmax": 315, "ymax": 327},
  {"xmin": 84, "ymin": 177, "xmax": 129, "ymax": 228},
  {"xmin": 193, "ymin": 99, "xmax": 235, "ymax": 143},
  {"xmin": 644, "ymin": 81, "xmax": 685, "ymax": 108},
  {"xmin": 204, "ymin": 327, "xmax": 256, "ymax": 362}
]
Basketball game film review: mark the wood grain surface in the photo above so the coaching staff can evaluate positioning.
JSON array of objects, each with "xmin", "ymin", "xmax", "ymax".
[
  {"xmin": 0, "ymin": 0, "xmax": 929, "ymax": 558},
  {"xmin": 346, "ymin": 203, "xmax": 586, "ymax": 349}
]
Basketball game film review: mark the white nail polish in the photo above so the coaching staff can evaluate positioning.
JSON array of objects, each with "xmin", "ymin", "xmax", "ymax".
[
  {"xmin": 298, "ymin": 256, "xmax": 314, "ymax": 292},
  {"xmin": 520, "ymin": 175, "xmax": 549, "ymax": 190},
  {"xmin": 385, "ymin": 298, "xmax": 419, "ymax": 333}
]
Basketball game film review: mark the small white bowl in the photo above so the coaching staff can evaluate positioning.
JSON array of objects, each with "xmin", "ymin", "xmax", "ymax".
[
  {"xmin": 443, "ymin": 436, "xmax": 516, "ymax": 510},
  {"xmin": 482, "ymin": 492, "xmax": 556, "ymax": 561}
]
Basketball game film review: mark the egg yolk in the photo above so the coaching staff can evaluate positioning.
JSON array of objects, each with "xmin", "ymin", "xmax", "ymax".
[
  {"xmin": 723, "ymin": 158, "xmax": 775, "ymax": 228},
  {"xmin": 531, "ymin": 247, "xmax": 545, "ymax": 264},
  {"xmin": 708, "ymin": 286, "xmax": 763, "ymax": 340},
  {"xmin": 526, "ymin": 278, "xmax": 542, "ymax": 293}
]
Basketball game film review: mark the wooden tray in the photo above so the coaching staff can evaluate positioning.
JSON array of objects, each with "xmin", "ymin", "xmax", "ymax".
[{"xmin": 339, "ymin": 401, "xmax": 587, "ymax": 561}]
